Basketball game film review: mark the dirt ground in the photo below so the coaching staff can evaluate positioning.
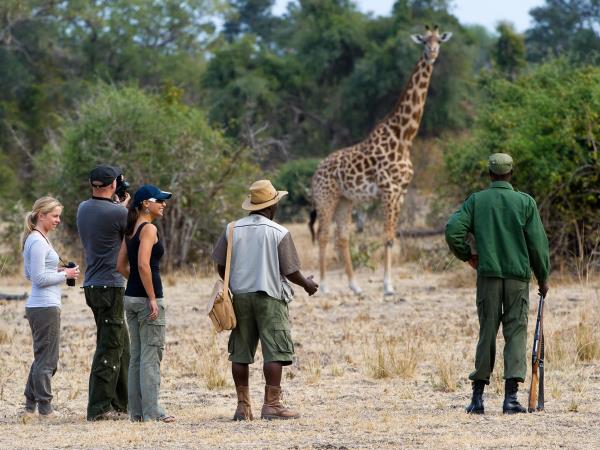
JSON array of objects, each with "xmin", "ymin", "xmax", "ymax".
[{"xmin": 1, "ymin": 224, "xmax": 599, "ymax": 449}]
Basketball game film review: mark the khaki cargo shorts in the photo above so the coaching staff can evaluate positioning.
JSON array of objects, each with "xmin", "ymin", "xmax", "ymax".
[{"xmin": 228, "ymin": 291, "xmax": 294, "ymax": 365}]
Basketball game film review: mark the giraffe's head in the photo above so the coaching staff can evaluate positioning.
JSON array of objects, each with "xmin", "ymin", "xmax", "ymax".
[{"xmin": 410, "ymin": 25, "xmax": 452, "ymax": 65}]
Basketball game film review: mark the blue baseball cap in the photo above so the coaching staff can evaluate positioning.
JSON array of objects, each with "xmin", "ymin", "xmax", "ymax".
[{"xmin": 133, "ymin": 184, "xmax": 172, "ymax": 208}]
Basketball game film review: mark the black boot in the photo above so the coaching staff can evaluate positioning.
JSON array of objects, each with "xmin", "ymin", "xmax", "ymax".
[
  {"xmin": 503, "ymin": 379, "xmax": 527, "ymax": 414},
  {"xmin": 466, "ymin": 381, "xmax": 485, "ymax": 414}
]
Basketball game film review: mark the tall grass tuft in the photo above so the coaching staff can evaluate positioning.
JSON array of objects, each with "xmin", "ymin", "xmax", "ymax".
[
  {"xmin": 0, "ymin": 328, "xmax": 12, "ymax": 345},
  {"xmin": 194, "ymin": 335, "xmax": 229, "ymax": 390},
  {"xmin": 431, "ymin": 353, "xmax": 458, "ymax": 392},
  {"xmin": 305, "ymin": 354, "xmax": 322, "ymax": 384},
  {"xmin": 575, "ymin": 313, "xmax": 600, "ymax": 362},
  {"xmin": 365, "ymin": 336, "xmax": 418, "ymax": 380}
]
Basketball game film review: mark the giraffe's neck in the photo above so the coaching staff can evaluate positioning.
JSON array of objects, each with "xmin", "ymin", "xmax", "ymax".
[{"xmin": 368, "ymin": 57, "xmax": 434, "ymax": 149}]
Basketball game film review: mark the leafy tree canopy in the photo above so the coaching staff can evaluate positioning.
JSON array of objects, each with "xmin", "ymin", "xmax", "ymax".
[
  {"xmin": 443, "ymin": 59, "xmax": 600, "ymax": 262},
  {"xmin": 526, "ymin": 0, "xmax": 600, "ymax": 64}
]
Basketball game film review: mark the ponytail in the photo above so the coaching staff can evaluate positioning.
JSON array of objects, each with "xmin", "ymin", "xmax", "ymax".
[
  {"xmin": 22, "ymin": 196, "xmax": 63, "ymax": 250},
  {"xmin": 21, "ymin": 212, "xmax": 37, "ymax": 250},
  {"xmin": 125, "ymin": 203, "xmax": 142, "ymax": 238}
]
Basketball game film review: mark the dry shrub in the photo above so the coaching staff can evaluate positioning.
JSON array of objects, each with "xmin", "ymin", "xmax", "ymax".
[
  {"xmin": 430, "ymin": 353, "xmax": 458, "ymax": 392},
  {"xmin": 550, "ymin": 382, "xmax": 562, "ymax": 400},
  {"xmin": 490, "ymin": 355, "xmax": 505, "ymax": 395},
  {"xmin": 441, "ymin": 268, "xmax": 476, "ymax": 289},
  {"xmin": 0, "ymin": 368, "xmax": 15, "ymax": 400},
  {"xmin": 164, "ymin": 272, "xmax": 178, "ymax": 287},
  {"xmin": 193, "ymin": 336, "xmax": 229, "ymax": 390},
  {"xmin": 546, "ymin": 329, "xmax": 574, "ymax": 370},
  {"xmin": 305, "ymin": 354, "xmax": 322, "ymax": 384},
  {"xmin": 0, "ymin": 328, "xmax": 12, "ymax": 345},
  {"xmin": 575, "ymin": 313, "xmax": 600, "ymax": 362},
  {"xmin": 567, "ymin": 369, "xmax": 592, "ymax": 412},
  {"xmin": 329, "ymin": 363, "xmax": 344, "ymax": 377},
  {"xmin": 364, "ymin": 336, "xmax": 418, "ymax": 380}
]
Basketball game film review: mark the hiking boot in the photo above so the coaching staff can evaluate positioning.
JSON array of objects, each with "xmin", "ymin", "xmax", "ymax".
[
  {"xmin": 466, "ymin": 380, "xmax": 485, "ymax": 414},
  {"xmin": 503, "ymin": 379, "xmax": 527, "ymax": 414},
  {"xmin": 233, "ymin": 385, "xmax": 253, "ymax": 421},
  {"xmin": 260, "ymin": 385, "xmax": 300, "ymax": 420},
  {"xmin": 25, "ymin": 398, "xmax": 36, "ymax": 414},
  {"xmin": 90, "ymin": 410, "xmax": 123, "ymax": 421},
  {"xmin": 37, "ymin": 401, "xmax": 53, "ymax": 416}
]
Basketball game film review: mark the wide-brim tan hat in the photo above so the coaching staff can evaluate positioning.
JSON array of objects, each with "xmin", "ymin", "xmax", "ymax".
[{"xmin": 242, "ymin": 179, "xmax": 288, "ymax": 211}]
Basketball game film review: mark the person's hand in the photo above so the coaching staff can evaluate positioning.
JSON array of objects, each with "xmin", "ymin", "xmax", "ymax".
[
  {"xmin": 304, "ymin": 275, "xmax": 318, "ymax": 296},
  {"xmin": 468, "ymin": 255, "xmax": 478, "ymax": 270},
  {"xmin": 538, "ymin": 281, "xmax": 549, "ymax": 298},
  {"xmin": 64, "ymin": 265, "xmax": 80, "ymax": 279},
  {"xmin": 118, "ymin": 191, "xmax": 131, "ymax": 208},
  {"xmin": 148, "ymin": 299, "xmax": 159, "ymax": 321}
]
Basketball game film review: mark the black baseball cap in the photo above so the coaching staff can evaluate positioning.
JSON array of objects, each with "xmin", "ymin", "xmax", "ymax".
[
  {"xmin": 133, "ymin": 184, "xmax": 172, "ymax": 208},
  {"xmin": 90, "ymin": 165, "xmax": 122, "ymax": 187}
]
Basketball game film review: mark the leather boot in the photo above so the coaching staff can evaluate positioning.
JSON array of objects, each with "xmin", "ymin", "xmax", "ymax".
[
  {"xmin": 503, "ymin": 379, "xmax": 527, "ymax": 414},
  {"xmin": 466, "ymin": 380, "xmax": 485, "ymax": 414},
  {"xmin": 260, "ymin": 385, "xmax": 300, "ymax": 420},
  {"xmin": 233, "ymin": 385, "xmax": 253, "ymax": 421}
]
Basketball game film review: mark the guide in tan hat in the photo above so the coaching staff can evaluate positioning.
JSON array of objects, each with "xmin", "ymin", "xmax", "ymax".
[
  {"xmin": 445, "ymin": 152, "xmax": 550, "ymax": 415},
  {"xmin": 241, "ymin": 179, "xmax": 288, "ymax": 211},
  {"xmin": 212, "ymin": 179, "xmax": 318, "ymax": 421}
]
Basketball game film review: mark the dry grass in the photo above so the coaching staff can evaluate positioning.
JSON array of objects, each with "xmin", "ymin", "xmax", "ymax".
[
  {"xmin": 1, "ymin": 222, "xmax": 599, "ymax": 449},
  {"xmin": 574, "ymin": 312, "xmax": 600, "ymax": 362},
  {"xmin": 430, "ymin": 353, "xmax": 459, "ymax": 393},
  {"xmin": 364, "ymin": 335, "xmax": 418, "ymax": 380}
]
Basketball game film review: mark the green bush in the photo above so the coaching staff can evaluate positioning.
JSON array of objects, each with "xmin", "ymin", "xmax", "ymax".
[
  {"xmin": 34, "ymin": 83, "xmax": 259, "ymax": 268},
  {"xmin": 442, "ymin": 59, "xmax": 600, "ymax": 267},
  {"xmin": 273, "ymin": 158, "xmax": 320, "ymax": 221}
]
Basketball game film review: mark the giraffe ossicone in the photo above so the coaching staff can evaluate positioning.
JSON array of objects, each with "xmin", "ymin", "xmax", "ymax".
[{"xmin": 309, "ymin": 26, "xmax": 452, "ymax": 296}]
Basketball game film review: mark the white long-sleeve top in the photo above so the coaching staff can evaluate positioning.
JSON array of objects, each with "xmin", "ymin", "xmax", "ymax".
[{"xmin": 23, "ymin": 233, "xmax": 66, "ymax": 308}]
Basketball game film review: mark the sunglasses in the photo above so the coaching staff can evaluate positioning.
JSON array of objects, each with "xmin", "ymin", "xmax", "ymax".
[{"xmin": 147, "ymin": 198, "xmax": 167, "ymax": 205}]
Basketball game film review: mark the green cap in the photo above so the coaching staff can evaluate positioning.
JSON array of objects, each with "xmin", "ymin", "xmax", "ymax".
[{"xmin": 488, "ymin": 153, "xmax": 513, "ymax": 175}]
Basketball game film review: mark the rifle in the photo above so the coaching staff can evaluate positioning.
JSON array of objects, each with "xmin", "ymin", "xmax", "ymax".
[{"xmin": 528, "ymin": 294, "xmax": 545, "ymax": 412}]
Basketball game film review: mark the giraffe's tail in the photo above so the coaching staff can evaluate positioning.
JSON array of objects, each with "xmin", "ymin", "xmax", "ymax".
[{"xmin": 309, "ymin": 209, "xmax": 317, "ymax": 244}]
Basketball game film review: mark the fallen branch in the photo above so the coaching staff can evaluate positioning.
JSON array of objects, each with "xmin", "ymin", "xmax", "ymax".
[
  {"xmin": 0, "ymin": 292, "xmax": 28, "ymax": 301},
  {"xmin": 396, "ymin": 226, "xmax": 445, "ymax": 238}
]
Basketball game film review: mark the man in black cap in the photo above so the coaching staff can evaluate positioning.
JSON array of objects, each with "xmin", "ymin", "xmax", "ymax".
[{"xmin": 77, "ymin": 164, "xmax": 131, "ymax": 421}]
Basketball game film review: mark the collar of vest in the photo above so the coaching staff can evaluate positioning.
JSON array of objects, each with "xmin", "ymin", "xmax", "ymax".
[{"xmin": 490, "ymin": 181, "xmax": 514, "ymax": 190}]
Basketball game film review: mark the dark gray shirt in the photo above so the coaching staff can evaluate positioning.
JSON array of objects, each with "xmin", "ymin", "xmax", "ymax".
[{"xmin": 77, "ymin": 197, "xmax": 128, "ymax": 287}]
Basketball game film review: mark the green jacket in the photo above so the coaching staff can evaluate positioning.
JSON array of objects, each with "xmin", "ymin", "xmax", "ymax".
[{"xmin": 445, "ymin": 181, "xmax": 550, "ymax": 283}]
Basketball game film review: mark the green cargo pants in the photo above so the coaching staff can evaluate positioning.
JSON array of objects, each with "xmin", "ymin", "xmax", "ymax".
[
  {"xmin": 85, "ymin": 286, "xmax": 130, "ymax": 420},
  {"xmin": 469, "ymin": 276, "xmax": 529, "ymax": 384}
]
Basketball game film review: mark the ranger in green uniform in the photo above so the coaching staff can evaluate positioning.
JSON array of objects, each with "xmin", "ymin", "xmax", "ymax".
[{"xmin": 445, "ymin": 153, "xmax": 550, "ymax": 415}]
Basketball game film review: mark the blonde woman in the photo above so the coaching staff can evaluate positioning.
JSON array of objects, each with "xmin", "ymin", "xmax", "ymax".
[{"xmin": 22, "ymin": 196, "xmax": 80, "ymax": 416}]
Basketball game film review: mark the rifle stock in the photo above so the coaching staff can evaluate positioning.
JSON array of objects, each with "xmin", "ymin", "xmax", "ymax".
[{"xmin": 528, "ymin": 294, "xmax": 545, "ymax": 413}]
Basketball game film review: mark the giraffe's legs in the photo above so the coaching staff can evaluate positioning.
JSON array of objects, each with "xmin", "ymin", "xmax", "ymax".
[
  {"xmin": 317, "ymin": 206, "xmax": 335, "ymax": 295},
  {"xmin": 335, "ymin": 198, "xmax": 362, "ymax": 295},
  {"xmin": 382, "ymin": 193, "xmax": 403, "ymax": 296}
]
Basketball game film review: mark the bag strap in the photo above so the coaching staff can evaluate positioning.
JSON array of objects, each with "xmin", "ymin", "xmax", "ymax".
[{"xmin": 223, "ymin": 221, "xmax": 236, "ymax": 302}]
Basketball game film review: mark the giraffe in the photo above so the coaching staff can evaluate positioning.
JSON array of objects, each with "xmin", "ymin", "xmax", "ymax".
[{"xmin": 309, "ymin": 25, "xmax": 452, "ymax": 296}]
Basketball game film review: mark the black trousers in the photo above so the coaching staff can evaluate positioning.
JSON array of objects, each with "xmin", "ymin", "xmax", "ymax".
[{"xmin": 84, "ymin": 286, "xmax": 130, "ymax": 420}]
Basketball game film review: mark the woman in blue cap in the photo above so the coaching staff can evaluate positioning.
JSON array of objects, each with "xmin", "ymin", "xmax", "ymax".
[{"xmin": 117, "ymin": 184, "xmax": 174, "ymax": 422}]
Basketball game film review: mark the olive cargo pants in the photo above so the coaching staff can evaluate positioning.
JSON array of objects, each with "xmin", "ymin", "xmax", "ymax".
[
  {"xmin": 84, "ymin": 286, "xmax": 130, "ymax": 420},
  {"xmin": 469, "ymin": 276, "xmax": 529, "ymax": 384},
  {"xmin": 124, "ymin": 296, "xmax": 166, "ymax": 422}
]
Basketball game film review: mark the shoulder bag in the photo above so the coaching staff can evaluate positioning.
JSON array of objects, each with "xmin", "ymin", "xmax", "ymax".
[{"xmin": 206, "ymin": 222, "xmax": 237, "ymax": 332}]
